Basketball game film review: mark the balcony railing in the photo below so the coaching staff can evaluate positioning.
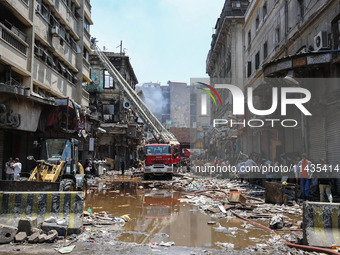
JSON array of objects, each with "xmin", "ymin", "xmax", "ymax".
[
  {"xmin": 85, "ymin": 0, "xmax": 91, "ymax": 11},
  {"xmin": 83, "ymin": 58, "xmax": 90, "ymax": 69},
  {"xmin": 0, "ymin": 23, "xmax": 27, "ymax": 55}
]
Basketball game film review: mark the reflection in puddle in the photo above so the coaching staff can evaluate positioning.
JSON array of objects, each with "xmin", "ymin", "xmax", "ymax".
[{"xmin": 85, "ymin": 182, "xmax": 273, "ymax": 249}]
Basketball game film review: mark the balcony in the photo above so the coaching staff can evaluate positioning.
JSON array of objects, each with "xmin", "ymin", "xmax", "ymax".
[
  {"xmin": 34, "ymin": 14, "xmax": 50, "ymax": 44},
  {"xmin": 82, "ymin": 58, "xmax": 91, "ymax": 82},
  {"xmin": 83, "ymin": 29, "xmax": 91, "ymax": 50},
  {"xmin": 33, "ymin": 57, "xmax": 76, "ymax": 98},
  {"xmin": 0, "ymin": 23, "xmax": 28, "ymax": 71},
  {"xmin": 81, "ymin": 88, "xmax": 89, "ymax": 107},
  {"xmin": 48, "ymin": 0, "xmax": 78, "ymax": 36},
  {"xmin": 2, "ymin": 0, "xmax": 30, "ymax": 25},
  {"xmin": 51, "ymin": 36, "xmax": 77, "ymax": 70},
  {"xmin": 84, "ymin": 0, "xmax": 93, "ymax": 25}
]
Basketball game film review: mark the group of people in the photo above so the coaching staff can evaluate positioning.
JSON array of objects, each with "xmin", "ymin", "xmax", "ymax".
[
  {"xmin": 5, "ymin": 157, "xmax": 22, "ymax": 181},
  {"xmin": 209, "ymin": 152, "xmax": 334, "ymax": 203}
]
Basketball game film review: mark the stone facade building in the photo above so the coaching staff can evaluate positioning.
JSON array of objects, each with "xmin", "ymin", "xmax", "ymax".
[
  {"xmin": 205, "ymin": 0, "xmax": 249, "ymax": 160},
  {"xmin": 207, "ymin": 0, "xmax": 340, "ymax": 172},
  {"xmin": 244, "ymin": 0, "xmax": 340, "ymax": 168}
]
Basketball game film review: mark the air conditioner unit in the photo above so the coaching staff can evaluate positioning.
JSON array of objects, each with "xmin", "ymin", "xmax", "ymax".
[
  {"xmin": 314, "ymin": 31, "xmax": 329, "ymax": 51},
  {"xmin": 51, "ymin": 26, "xmax": 60, "ymax": 36}
]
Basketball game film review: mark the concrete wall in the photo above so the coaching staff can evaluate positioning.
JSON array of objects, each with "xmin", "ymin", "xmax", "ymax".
[
  {"xmin": 0, "ymin": 191, "xmax": 84, "ymax": 234},
  {"xmin": 32, "ymin": 57, "xmax": 76, "ymax": 99}
]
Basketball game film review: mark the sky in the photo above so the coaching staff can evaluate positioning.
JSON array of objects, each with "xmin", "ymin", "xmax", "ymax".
[{"xmin": 91, "ymin": 0, "xmax": 225, "ymax": 85}]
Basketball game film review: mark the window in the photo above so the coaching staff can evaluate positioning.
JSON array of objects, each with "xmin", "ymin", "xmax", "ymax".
[
  {"xmin": 255, "ymin": 52, "xmax": 260, "ymax": 70},
  {"xmin": 248, "ymin": 30, "xmax": 251, "ymax": 47},
  {"xmin": 232, "ymin": 1, "xmax": 241, "ymax": 9},
  {"xmin": 263, "ymin": 42, "xmax": 268, "ymax": 59},
  {"xmin": 256, "ymin": 16, "xmax": 260, "ymax": 30},
  {"xmin": 41, "ymin": 3, "xmax": 50, "ymax": 20},
  {"xmin": 263, "ymin": 3, "xmax": 267, "ymax": 19},
  {"xmin": 103, "ymin": 105, "xmax": 115, "ymax": 123},
  {"xmin": 83, "ymin": 47, "xmax": 89, "ymax": 61},
  {"xmin": 275, "ymin": 27, "xmax": 281, "ymax": 44},
  {"xmin": 104, "ymin": 71, "xmax": 114, "ymax": 89},
  {"xmin": 331, "ymin": 15, "xmax": 340, "ymax": 50},
  {"xmin": 298, "ymin": 0, "xmax": 304, "ymax": 19},
  {"xmin": 84, "ymin": 19, "xmax": 90, "ymax": 33},
  {"xmin": 247, "ymin": 61, "xmax": 252, "ymax": 77}
]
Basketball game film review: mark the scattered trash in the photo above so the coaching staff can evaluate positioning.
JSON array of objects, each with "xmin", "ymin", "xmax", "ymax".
[
  {"xmin": 44, "ymin": 217, "xmax": 57, "ymax": 224},
  {"xmin": 120, "ymin": 215, "xmax": 131, "ymax": 221},
  {"xmin": 269, "ymin": 214, "xmax": 284, "ymax": 229},
  {"xmin": 55, "ymin": 245, "xmax": 75, "ymax": 254},
  {"xmin": 213, "ymin": 223, "xmax": 236, "ymax": 235},
  {"xmin": 229, "ymin": 190, "xmax": 247, "ymax": 205},
  {"xmin": 159, "ymin": 241, "xmax": 175, "ymax": 247},
  {"xmin": 216, "ymin": 242, "xmax": 234, "ymax": 249},
  {"xmin": 56, "ymin": 218, "xmax": 68, "ymax": 226}
]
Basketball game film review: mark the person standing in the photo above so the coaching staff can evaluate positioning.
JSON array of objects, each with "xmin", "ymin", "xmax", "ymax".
[
  {"xmin": 12, "ymin": 157, "xmax": 22, "ymax": 181},
  {"xmin": 121, "ymin": 161, "xmax": 125, "ymax": 175},
  {"xmin": 5, "ymin": 157, "xmax": 14, "ymax": 180},
  {"xmin": 298, "ymin": 153, "xmax": 313, "ymax": 200},
  {"xmin": 318, "ymin": 159, "xmax": 333, "ymax": 203}
]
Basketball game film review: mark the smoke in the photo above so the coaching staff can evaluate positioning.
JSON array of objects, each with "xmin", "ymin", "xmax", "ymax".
[{"xmin": 138, "ymin": 84, "xmax": 169, "ymax": 120}]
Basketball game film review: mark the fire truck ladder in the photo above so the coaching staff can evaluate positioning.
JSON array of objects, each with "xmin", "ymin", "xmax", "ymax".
[{"xmin": 93, "ymin": 45, "xmax": 179, "ymax": 145}]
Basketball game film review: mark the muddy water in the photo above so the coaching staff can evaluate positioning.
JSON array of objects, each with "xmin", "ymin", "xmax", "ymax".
[{"xmin": 85, "ymin": 182, "xmax": 278, "ymax": 249}]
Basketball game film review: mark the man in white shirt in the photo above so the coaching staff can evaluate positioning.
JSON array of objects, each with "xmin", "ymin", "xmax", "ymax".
[
  {"xmin": 12, "ymin": 157, "xmax": 22, "ymax": 181},
  {"xmin": 5, "ymin": 157, "xmax": 14, "ymax": 180}
]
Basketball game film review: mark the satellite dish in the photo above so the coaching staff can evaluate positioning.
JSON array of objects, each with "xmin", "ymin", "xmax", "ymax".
[{"xmin": 123, "ymin": 100, "xmax": 131, "ymax": 109}]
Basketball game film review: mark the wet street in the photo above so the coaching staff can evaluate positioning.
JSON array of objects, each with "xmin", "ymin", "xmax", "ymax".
[
  {"xmin": 83, "ymin": 178, "xmax": 301, "ymax": 252},
  {"xmin": 0, "ymin": 175, "xmax": 306, "ymax": 255}
]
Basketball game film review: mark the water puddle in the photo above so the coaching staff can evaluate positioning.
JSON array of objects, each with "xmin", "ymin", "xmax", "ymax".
[{"xmin": 85, "ymin": 181, "xmax": 291, "ymax": 249}]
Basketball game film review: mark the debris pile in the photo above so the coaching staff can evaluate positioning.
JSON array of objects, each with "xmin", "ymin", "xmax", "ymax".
[
  {"xmin": 0, "ymin": 217, "xmax": 65, "ymax": 245},
  {"xmin": 83, "ymin": 210, "xmax": 130, "ymax": 226}
]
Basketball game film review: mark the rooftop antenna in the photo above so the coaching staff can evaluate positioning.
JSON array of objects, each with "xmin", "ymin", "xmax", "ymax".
[{"xmin": 116, "ymin": 40, "xmax": 123, "ymax": 54}]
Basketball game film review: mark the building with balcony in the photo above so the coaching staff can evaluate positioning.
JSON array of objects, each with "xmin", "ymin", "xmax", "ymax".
[
  {"xmin": 86, "ymin": 52, "xmax": 144, "ymax": 170},
  {"xmin": 0, "ymin": 0, "xmax": 96, "ymax": 178},
  {"xmin": 243, "ymin": 0, "xmax": 340, "ymax": 167}
]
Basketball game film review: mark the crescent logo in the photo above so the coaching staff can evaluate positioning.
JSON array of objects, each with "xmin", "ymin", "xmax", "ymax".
[{"xmin": 197, "ymin": 82, "xmax": 222, "ymax": 106}]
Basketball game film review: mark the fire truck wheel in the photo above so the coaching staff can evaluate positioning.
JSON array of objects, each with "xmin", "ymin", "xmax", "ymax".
[
  {"xmin": 167, "ymin": 173, "xmax": 173, "ymax": 181},
  {"xmin": 59, "ymin": 179, "xmax": 76, "ymax": 191}
]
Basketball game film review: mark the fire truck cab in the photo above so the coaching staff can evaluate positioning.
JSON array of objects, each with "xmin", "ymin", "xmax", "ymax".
[{"xmin": 144, "ymin": 143, "xmax": 180, "ymax": 180}]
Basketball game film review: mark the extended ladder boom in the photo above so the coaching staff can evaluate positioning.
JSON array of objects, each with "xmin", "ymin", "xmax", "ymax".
[{"xmin": 93, "ymin": 45, "xmax": 179, "ymax": 145}]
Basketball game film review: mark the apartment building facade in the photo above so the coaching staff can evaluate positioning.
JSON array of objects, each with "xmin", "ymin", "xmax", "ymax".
[
  {"xmin": 244, "ymin": 0, "xmax": 340, "ymax": 167},
  {"xmin": 0, "ymin": 0, "xmax": 95, "ymax": 177}
]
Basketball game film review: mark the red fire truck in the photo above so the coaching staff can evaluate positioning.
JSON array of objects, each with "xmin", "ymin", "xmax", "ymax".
[{"xmin": 144, "ymin": 142, "xmax": 180, "ymax": 180}]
